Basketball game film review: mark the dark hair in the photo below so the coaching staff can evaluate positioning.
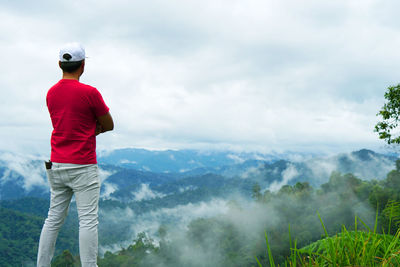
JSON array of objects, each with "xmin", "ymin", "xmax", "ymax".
[{"xmin": 59, "ymin": 60, "xmax": 84, "ymax": 73}]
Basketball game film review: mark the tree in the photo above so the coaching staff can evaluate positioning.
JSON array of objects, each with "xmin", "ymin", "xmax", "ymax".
[
  {"xmin": 252, "ymin": 183, "xmax": 262, "ymax": 202},
  {"xmin": 381, "ymin": 200, "xmax": 400, "ymax": 235},
  {"xmin": 375, "ymin": 84, "xmax": 400, "ymax": 144},
  {"xmin": 51, "ymin": 250, "xmax": 76, "ymax": 267}
]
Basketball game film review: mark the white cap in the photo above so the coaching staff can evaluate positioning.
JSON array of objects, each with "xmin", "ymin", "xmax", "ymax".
[{"xmin": 59, "ymin": 42, "xmax": 85, "ymax": 62}]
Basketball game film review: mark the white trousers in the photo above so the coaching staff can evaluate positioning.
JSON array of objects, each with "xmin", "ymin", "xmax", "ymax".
[{"xmin": 37, "ymin": 163, "xmax": 100, "ymax": 267}]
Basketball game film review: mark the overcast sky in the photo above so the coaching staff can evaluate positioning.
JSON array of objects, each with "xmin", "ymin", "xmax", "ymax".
[{"xmin": 1, "ymin": 0, "xmax": 399, "ymax": 155}]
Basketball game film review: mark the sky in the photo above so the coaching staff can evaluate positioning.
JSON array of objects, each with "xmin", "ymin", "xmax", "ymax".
[{"xmin": 1, "ymin": 0, "xmax": 400, "ymax": 155}]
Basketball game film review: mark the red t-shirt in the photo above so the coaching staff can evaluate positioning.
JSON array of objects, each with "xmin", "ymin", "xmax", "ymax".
[{"xmin": 46, "ymin": 79, "xmax": 109, "ymax": 164}]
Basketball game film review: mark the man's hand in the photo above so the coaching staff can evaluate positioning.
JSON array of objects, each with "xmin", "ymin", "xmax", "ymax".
[
  {"xmin": 96, "ymin": 112, "xmax": 114, "ymax": 135},
  {"xmin": 95, "ymin": 122, "xmax": 103, "ymax": 136}
]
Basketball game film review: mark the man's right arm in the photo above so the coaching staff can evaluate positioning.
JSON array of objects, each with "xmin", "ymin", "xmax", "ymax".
[{"xmin": 97, "ymin": 112, "xmax": 114, "ymax": 134}]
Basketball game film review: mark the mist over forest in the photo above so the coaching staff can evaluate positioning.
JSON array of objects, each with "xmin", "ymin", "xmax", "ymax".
[{"xmin": 1, "ymin": 147, "xmax": 399, "ymax": 266}]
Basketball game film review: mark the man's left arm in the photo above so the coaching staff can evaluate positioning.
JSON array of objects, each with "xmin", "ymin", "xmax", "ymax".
[{"xmin": 96, "ymin": 112, "xmax": 114, "ymax": 135}]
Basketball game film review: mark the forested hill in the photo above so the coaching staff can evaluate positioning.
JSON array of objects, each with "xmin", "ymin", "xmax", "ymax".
[
  {"xmin": 0, "ymin": 148, "xmax": 395, "ymax": 201},
  {"xmin": 0, "ymin": 148, "xmax": 398, "ymax": 266},
  {"xmin": 0, "ymin": 198, "xmax": 79, "ymax": 267},
  {"xmin": 2, "ymin": 160, "xmax": 400, "ymax": 266}
]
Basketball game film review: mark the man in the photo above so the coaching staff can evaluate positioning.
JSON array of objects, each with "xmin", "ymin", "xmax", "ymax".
[{"xmin": 37, "ymin": 42, "xmax": 114, "ymax": 267}]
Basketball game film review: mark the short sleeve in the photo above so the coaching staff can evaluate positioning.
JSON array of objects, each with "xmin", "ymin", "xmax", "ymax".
[{"xmin": 89, "ymin": 88, "xmax": 110, "ymax": 117}]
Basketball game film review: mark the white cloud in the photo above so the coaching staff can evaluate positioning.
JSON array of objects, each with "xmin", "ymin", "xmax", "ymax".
[
  {"xmin": 98, "ymin": 198, "xmax": 230, "ymax": 253},
  {"xmin": 132, "ymin": 184, "xmax": 166, "ymax": 201},
  {"xmin": 240, "ymin": 165, "xmax": 263, "ymax": 179},
  {"xmin": 119, "ymin": 159, "xmax": 137, "ymax": 164},
  {"xmin": 98, "ymin": 167, "xmax": 114, "ymax": 182},
  {"xmin": 0, "ymin": 152, "xmax": 48, "ymax": 191},
  {"xmin": 268, "ymin": 164, "xmax": 299, "ymax": 191},
  {"xmin": 178, "ymin": 185, "xmax": 197, "ymax": 193},
  {"xmin": 0, "ymin": 0, "xmax": 398, "ymax": 154},
  {"xmin": 101, "ymin": 182, "xmax": 118, "ymax": 200},
  {"xmin": 227, "ymin": 154, "xmax": 245, "ymax": 164}
]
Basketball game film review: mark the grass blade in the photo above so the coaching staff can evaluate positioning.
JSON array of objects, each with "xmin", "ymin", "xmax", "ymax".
[{"xmin": 265, "ymin": 231, "xmax": 276, "ymax": 267}]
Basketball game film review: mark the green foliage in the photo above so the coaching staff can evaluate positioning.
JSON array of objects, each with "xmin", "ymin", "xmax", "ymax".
[
  {"xmin": 252, "ymin": 183, "xmax": 262, "ymax": 202},
  {"xmin": 5, "ymin": 162, "xmax": 400, "ymax": 266},
  {"xmin": 51, "ymin": 250, "xmax": 80, "ymax": 267},
  {"xmin": 255, "ymin": 166, "xmax": 400, "ymax": 266},
  {"xmin": 185, "ymin": 217, "xmax": 253, "ymax": 266},
  {"xmin": 0, "ymin": 207, "xmax": 42, "ymax": 266},
  {"xmin": 375, "ymin": 84, "xmax": 400, "ymax": 144},
  {"xmin": 382, "ymin": 200, "xmax": 400, "ymax": 235},
  {"xmin": 98, "ymin": 232, "xmax": 159, "ymax": 267},
  {"xmin": 258, "ymin": 215, "xmax": 400, "ymax": 266},
  {"xmin": 93, "ymin": 171, "xmax": 390, "ymax": 266},
  {"xmin": 0, "ymin": 198, "xmax": 79, "ymax": 265},
  {"xmin": 253, "ymin": 170, "xmax": 400, "ymax": 266},
  {"xmin": 262, "ymin": 231, "xmax": 275, "ymax": 267}
]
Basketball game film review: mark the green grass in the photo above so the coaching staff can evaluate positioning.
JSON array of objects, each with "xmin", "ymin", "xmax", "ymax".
[{"xmin": 256, "ymin": 212, "xmax": 400, "ymax": 267}]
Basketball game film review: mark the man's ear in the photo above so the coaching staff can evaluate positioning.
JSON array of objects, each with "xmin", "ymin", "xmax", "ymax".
[
  {"xmin": 80, "ymin": 60, "xmax": 85, "ymax": 73},
  {"xmin": 58, "ymin": 61, "xmax": 62, "ymax": 68}
]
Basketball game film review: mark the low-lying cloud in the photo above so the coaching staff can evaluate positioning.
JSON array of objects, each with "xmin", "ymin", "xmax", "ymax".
[
  {"xmin": 268, "ymin": 164, "xmax": 299, "ymax": 191},
  {"xmin": 0, "ymin": 152, "xmax": 47, "ymax": 191},
  {"xmin": 99, "ymin": 198, "xmax": 230, "ymax": 254},
  {"xmin": 132, "ymin": 184, "xmax": 167, "ymax": 201}
]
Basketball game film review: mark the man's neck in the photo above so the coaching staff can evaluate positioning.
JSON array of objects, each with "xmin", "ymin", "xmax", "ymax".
[{"xmin": 62, "ymin": 72, "xmax": 81, "ymax": 81}]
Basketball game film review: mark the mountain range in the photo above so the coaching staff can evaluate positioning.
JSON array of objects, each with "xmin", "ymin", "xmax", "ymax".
[
  {"xmin": 0, "ymin": 147, "xmax": 398, "ymax": 264},
  {"xmin": 0, "ymin": 148, "xmax": 396, "ymax": 203}
]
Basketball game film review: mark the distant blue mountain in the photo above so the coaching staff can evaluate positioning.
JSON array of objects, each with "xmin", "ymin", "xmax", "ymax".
[
  {"xmin": 250, "ymin": 149, "xmax": 397, "ymax": 189},
  {"xmin": 0, "ymin": 148, "xmax": 396, "ymax": 201},
  {"xmin": 98, "ymin": 148, "xmax": 278, "ymax": 173},
  {"xmin": 0, "ymin": 158, "xmax": 49, "ymax": 200},
  {"xmin": 0, "ymin": 147, "xmax": 398, "ymax": 262},
  {"xmin": 99, "ymin": 148, "xmax": 397, "ymax": 203}
]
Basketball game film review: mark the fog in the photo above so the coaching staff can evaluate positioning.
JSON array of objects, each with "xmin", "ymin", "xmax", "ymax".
[
  {"xmin": 98, "ymin": 198, "xmax": 230, "ymax": 255},
  {"xmin": 128, "ymin": 185, "xmax": 376, "ymax": 266},
  {"xmin": 268, "ymin": 164, "xmax": 298, "ymax": 191},
  {"xmin": 0, "ymin": 151, "xmax": 47, "ymax": 192},
  {"xmin": 0, "ymin": 149, "xmax": 394, "ymax": 265},
  {"xmin": 93, "ymin": 150, "xmax": 389, "ymax": 266},
  {"xmin": 132, "ymin": 184, "xmax": 167, "ymax": 201}
]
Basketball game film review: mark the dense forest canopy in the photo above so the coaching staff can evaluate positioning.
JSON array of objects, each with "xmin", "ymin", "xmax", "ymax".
[{"xmin": 3, "ymin": 160, "xmax": 400, "ymax": 266}]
